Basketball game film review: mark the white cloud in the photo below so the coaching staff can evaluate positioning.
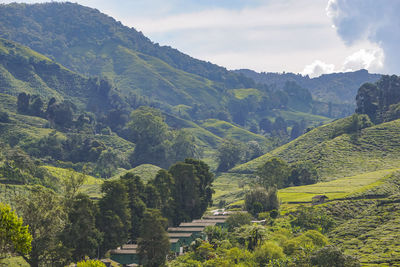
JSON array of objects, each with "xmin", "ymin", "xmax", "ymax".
[
  {"xmin": 301, "ymin": 60, "xmax": 335, "ymax": 78},
  {"xmin": 342, "ymin": 48, "xmax": 384, "ymax": 72}
]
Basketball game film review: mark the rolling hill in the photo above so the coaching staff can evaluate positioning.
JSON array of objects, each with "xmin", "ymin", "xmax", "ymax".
[{"xmin": 232, "ymin": 115, "xmax": 400, "ymax": 180}]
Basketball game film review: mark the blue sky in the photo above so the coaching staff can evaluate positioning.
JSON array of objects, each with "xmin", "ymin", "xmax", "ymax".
[{"xmin": 1, "ymin": 0, "xmax": 397, "ymax": 77}]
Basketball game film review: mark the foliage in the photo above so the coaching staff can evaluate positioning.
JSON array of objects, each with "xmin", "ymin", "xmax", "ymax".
[
  {"xmin": 76, "ymin": 258, "xmax": 106, "ymax": 267},
  {"xmin": 0, "ymin": 203, "xmax": 31, "ymax": 258},
  {"xmin": 356, "ymin": 75, "xmax": 400, "ymax": 124},
  {"xmin": 61, "ymin": 194, "xmax": 103, "ymax": 262},
  {"xmin": 138, "ymin": 209, "xmax": 170, "ymax": 267},
  {"xmin": 217, "ymin": 139, "xmax": 246, "ymax": 172},
  {"xmin": 245, "ymin": 187, "xmax": 280, "ymax": 216},
  {"xmin": 310, "ymin": 245, "xmax": 360, "ymax": 267},
  {"xmin": 256, "ymin": 157, "xmax": 291, "ymax": 189},
  {"xmin": 97, "ymin": 180, "xmax": 130, "ymax": 255},
  {"xmin": 16, "ymin": 186, "xmax": 67, "ymax": 266},
  {"xmin": 226, "ymin": 213, "xmax": 253, "ymax": 232},
  {"xmin": 291, "ymin": 206, "xmax": 335, "ymax": 233}
]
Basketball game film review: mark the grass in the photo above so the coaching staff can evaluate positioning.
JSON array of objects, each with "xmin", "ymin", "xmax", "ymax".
[
  {"xmin": 231, "ymin": 88, "xmax": 263, "ymax": 100},
  {"xmin": 278, "ymin": 169, "xmax": 398, "ymax": 203},
  {"xmin": 277, "ymin": 110, "xmax": 331, "ymax": 126},
  {"xmin": 111, "ymin": 164, "xmax": 161, "ymax": 182},
  {"xmin": 201, "ymin": 119, "xmax": 269, "ymax": 144},
  {"xmin": 44, "ymin": 166, "xmax": 103, "ymax": 198}
]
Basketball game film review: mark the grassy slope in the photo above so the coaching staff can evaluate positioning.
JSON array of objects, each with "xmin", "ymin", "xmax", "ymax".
[
  {"xmin": 201, "ymin": 119, "xmax": 269, "ymax": 144},
  {"xmin": 324, "ymin": 171, "xmax": 400, "ymax": 265},
  {"xmin": 111, "ymin": 164, "xmax": 161, "ymax": 182},
  {"xmin": 44, "ymin": 166, "xmax": 103, "ymax": 198},
  {"xmin": 233, "ymin": 117, "xmax": 400, "ymax": 180}
]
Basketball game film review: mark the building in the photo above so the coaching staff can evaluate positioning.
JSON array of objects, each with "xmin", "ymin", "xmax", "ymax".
[{"xmin": 312, "ymin": 195, "xmax": 329, "ymax": 205}]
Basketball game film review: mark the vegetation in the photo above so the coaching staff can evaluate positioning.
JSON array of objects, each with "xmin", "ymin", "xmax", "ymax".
[{"xmin": 0, "ymin": 2, "xmax": 399, "ymax": 266}]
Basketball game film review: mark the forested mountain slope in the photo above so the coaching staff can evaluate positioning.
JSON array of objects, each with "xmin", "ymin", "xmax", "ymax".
[{"xmin": 236, "ymin": 68, "xmax": 381, "ymax": 104}]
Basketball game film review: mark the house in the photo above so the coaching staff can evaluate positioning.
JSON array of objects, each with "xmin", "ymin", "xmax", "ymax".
[
  {"xmin": 168, "ymin": 232, "xmax": 196, "ymax": 247},
  {"xmin": 170, "ymin": 238, "xmax": 185, "ymax": 255},
  {"xmin": 312, "ymin": 195, "xmax": 329, "ymax": 205},
  {"xmin": 109, "ymin": 244, "xmax": 139, "ymax": 266}
]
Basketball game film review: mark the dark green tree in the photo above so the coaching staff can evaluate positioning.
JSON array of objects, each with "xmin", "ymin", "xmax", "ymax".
[
  {"xmin": 169, "ymin": 162, "xmax": 200, "ymax": 225},
  {"xmin": 138, "ymin": 209, "xmax": 170, "ymax": 267},
  {"xmin": 256, "ymin": 157, "xmax": 291, "ymax": 189},
  {"xmin": 245, "ymin": 187, "xmax": 279, "ymax": 217},
  {"xmin": 310, "ymin": 245, "xmax": 360, "ymax": 267},
  {"xmin": 97, "ymin": 180, "xmax": 130, "ymax": 255},
  {"xmin": 217, "ymin": 138, "xmax": 245, "ymax": 171},
  {"xmin": 128, "ymin": 106, "xmax": 170, "ymax": 167},
  {"xmin": 120, "ymin": 173, "xmax": 146, "ymax": 241},
  {"xmin": 61, "ymin": 194, "xmax": 102, "ymax": 262}
]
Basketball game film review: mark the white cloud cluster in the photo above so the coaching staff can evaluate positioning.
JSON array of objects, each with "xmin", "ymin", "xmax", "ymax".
[
  {"xmin": 326, "ymin": 0, "xmax": 400, "ymax": 74},
  {"xmin": 302, "ymin": 46, "xmax": 384, "ymax": 78},
  {"xmin": 301, "ymin": 60, "xmax": 335, "ymax": 78}
]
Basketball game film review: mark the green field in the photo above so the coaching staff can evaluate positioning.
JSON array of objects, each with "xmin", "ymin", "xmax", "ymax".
[{"xmin": 278, "ymin": 169, "xmax": 398, "ymax": 203}]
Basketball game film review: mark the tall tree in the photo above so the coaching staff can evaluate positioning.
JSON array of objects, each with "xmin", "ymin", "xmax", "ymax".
[
  {"xmin": 97, "ymin": 180, "xmax": 130, "ymax": 255},
  {"xmin": 128, "ymin": 107, "xmax": 170, "ymax": 167},
  {"xmin": 138, "ymin": 209, "xmax": 170, "ymax": 267},
  {"xmin": 17, "ymin": 186, "xmax": 67, "ymax": 267},
  {"xmin": 120, "ymin": 173, "xmax": 146, "ymax": 241},
  {"xmin": 60, "ymin": 194, "xmax": 102, "ymax": 262}
]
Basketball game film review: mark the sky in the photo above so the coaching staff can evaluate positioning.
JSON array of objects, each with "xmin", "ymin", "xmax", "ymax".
[{"xmin": 0, "ymin": 0, "xmax": 398, "ymax": 77}]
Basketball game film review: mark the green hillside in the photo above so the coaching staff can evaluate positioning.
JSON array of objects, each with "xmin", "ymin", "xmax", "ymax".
[
  {"xmin": 201, "ymin": 119, "xmax": 269, "ymax": 144},
  {"xmin": 0, "ymin": 38, "xmax": 115, "ymax": 113},
  {"xmin": 233, "ymin": 115, "xmax": 400, "ymax": 179}
]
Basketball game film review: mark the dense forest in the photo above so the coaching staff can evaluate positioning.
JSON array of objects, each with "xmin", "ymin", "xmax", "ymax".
[{"xmin": 0, "ymin": 2, "xmax": 399, "ymax": 267}]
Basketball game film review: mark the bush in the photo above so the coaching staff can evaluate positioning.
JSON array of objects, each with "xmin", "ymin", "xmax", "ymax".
[
  {"xmin": 226, "ymin": 212, "xmax": 252, "ymax": 231},
  {"xmin": 253, "ymin": 241, "xmax": 284, "ymax": 266},
  {"xmin": 310, "ymin": 245, "xmax": 360, "ymax": 267}
]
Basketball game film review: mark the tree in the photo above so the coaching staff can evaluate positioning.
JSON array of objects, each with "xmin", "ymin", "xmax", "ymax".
[
  {"xmin": 149, "ymin": 170, "xmax": 175, "ymax": 221},
  {"xmin": 120, "ymin": 173, "xmax": 146, "ymax": 241},
  {"xmin": 169, "ymin": 162, "xmax": 200, "ymax": 225},
  {"xmin": 17, "ymin": 186, "xmax": 67, "ymax": 267},
  {"xmin": 97, "ymin": 180, "xmax": 130, "ymax": 255},
  {"xmin": 169, "ymin": 159, "xmax": 214, "ymax": 225},
  {"xmin": 61, "ymin": 194, "xmax": 102, "ymax": 262},
  {"xmin": 0, "ymin": 111, "xmax": 10, "ymax": 123},
  {"xmin": 138, "ymin": 209, "xmax": 170, "ymax": 267},
  {"xmin": 259, "ymin": 117, "xmax": 273, "ymax": 134},
  {"xmin": 256, "ymin": 157, "xmax": 290, "ymax": 189},
  {"xmin": 288, "ymin": 162, "xmax": 319, "ymax": 186},
  {"xmin": 169, "ymin": 130, "xmax": 200, "ymax": 165},
  {"xmin": 0, "ymin": 203, "xmax": 32, "ymax": 259},
  {"xmin": 310, "ymin": 245, "xmax": 360, "ymax": 267},
  {"xmin": 128, "ymin": 107, "xmax": 170, "ymax": 167},
  {"xmin": 245, "ymin": 187, "xmax": 279, "ymax": 217},
  {"xmin": 290, "ymin": 122, "xmax": 303, "ymax": 140},
  {"xmin": 217, "ymin": 139, "xmax": 245, "ymax": 171},
  {"xmin": 226, "ymin": 212, "xmax": 252, "ymax": 232},
  {"xmin": 17, "ymin": 92, "xmax": 30, "ymax": 114}
]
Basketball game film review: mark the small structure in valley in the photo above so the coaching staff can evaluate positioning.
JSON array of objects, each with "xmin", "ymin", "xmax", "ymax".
[{"xmin": 312, "ymin": 195, "xmax": 329, "ymax": 205}]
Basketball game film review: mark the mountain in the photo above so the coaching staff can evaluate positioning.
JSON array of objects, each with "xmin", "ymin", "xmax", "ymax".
[
  {"xmin": 0, "ymin": 2, "xmax": 255, "ymax": 112},
  {"xmin": 0, "ymin": 38, "xmax": 118, "ymax": 112},
  {"xmin": 235, "ymin": 69, "xmax": 381, "ymax": 104}
]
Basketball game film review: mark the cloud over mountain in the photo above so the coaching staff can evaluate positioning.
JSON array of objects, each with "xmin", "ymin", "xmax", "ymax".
[{"xmin": 327, "ymin": 0, "xmax": 400, "ymax": 74}]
